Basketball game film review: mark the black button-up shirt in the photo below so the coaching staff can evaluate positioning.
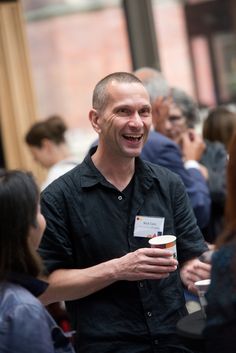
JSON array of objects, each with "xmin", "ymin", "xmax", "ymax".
[{"xmin": 39, "ymin": 151, "xmax": 208, "ymax": 353}]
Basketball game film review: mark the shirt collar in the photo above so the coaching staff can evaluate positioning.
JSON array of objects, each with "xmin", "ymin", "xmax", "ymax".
[
  {"xmin": 134, "ymin": 157, "xmax": 161, "ymax": 192},
  {"xmin": 7, "ymin": 272, "xmax": 48, "ymax": 297},
  {"xmin": 80, "ymin": 146, "xmax": 161, "ymax": 189},
  {"xmin": 80, "ymin": 146, "xmax": 107, "ymax": 187}
]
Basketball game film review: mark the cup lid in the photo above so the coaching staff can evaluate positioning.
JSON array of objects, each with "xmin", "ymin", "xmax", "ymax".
[
  {"xmin": 149, "ymin": 235, "xmax": 176, "ymax": 245},
  {"xmin": 195, "ymin": 279, "xmax": 211, "ymax": 286}
]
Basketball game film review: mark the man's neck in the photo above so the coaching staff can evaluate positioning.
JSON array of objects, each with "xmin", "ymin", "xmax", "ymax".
[{"xmin": 92, "ymin": 148, "xmax": 135, "ymax": 191}]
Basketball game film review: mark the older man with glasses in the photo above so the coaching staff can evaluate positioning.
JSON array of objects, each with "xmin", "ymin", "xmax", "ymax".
[{"xmin": 135, "ymin": 67, "xmax": 210, "ymax": 232}]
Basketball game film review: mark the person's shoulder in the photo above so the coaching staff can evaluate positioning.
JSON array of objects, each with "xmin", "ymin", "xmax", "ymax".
[
  {"xmin": 141, "ymin": 158, "xmax": 183, "ymax": 184},
  {"xmin": 50, "ymin": 158, "xmax": 79, "ymax": 174},
  {"xmin": 205, "ymin": 139, "xmax": 225, "ymax": 149},
  {"xmin": 205, "ymin": 139, "xmax": 227, "ymax": 155},
  {"xmin": 43, "ymin": 159, "xmax": 80, "ymax": 188},
  {"xmin": 213, "ymin": 241, "xmax": 236, "ymax": 270},
  {"xmin": 142, "ymin": 131, "xmax": 180, "ymax": 164},
  {"xmin": 42, "ymin": 159, "xmax": 84, "ymax": 194},
  {"xmin": 140, "ymin": 159, "xmax": 186, "ymax": 201},
  {"xmin": 215, "ymin": 241, "xmax": 236, "ymax": 258},
  {"xmin": 0, "ymin": 283, "xmax": 56, "ymax": 351},
  {"xmin": 145, "ymin": 130, "xmax": 177, "ymax": 146},
  {"xmin": 0, "ymin": 282, "xmax": 44, "ymax": 317}
]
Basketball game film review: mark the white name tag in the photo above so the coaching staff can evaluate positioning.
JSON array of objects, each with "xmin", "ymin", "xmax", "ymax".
[{"xmin": 133, "ymin": 216, "xmax": 165, "ymax": 238}]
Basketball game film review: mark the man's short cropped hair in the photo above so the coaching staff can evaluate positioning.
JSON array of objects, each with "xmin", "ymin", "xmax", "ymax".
[{"xmin": 92, "ymin": 72, "xmax": 143, "ymax": 112}]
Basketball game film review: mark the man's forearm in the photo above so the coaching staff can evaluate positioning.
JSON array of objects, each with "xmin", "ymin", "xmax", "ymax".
[
  {"xmin": 39, "ymin": 247, "xmax": 178, "ymax": 304},
  {"xmin": 39, "ymin": 258, "xmax": 119, "ymax": 305}
]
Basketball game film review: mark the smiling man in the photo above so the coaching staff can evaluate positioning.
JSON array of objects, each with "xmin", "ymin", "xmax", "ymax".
[{"xmin": 39, "ymin": 72, "xmax": 210, "ymax": 353}]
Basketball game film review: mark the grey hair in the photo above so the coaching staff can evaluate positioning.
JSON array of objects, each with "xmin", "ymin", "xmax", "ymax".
[
  {"xmin": 171, "ymin": 87, "xmax": 200, "ymax": 127},
  {"xmin": 134, "ymin": 67, "xmax": 170, "ymax": 103}
]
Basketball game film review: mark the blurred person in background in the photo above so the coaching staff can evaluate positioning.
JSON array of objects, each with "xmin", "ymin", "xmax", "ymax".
[
  {"xmin": 136, "ymin": 67, "xmax": 211, "ymax": 232},
  {"xmin": 25, "ymin": 115, "xmax": 79, "ymax": 190},
  {"xmin": 203, "ymin": 106, "xmax": 236, "ymax": 153},
  {"xmin": 169, "ymin": 88, "xmax": 227, "ymax": 244},
  {"xmin": 25, "ymin": 115, "xmax": 78, "ymax": 332},
  {"xmin": 0, "ymin": 170, "xmax": 75, "ymax": 353},
  {"xmin": 204, "ymin": 131, "xmax": 236, "ymax": 353}
]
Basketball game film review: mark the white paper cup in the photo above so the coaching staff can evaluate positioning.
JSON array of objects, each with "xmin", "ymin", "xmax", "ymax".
[
  {"xmin": 148, "ymin": 235, "xmax": 177, "ymax": 259},
  {"xmin": 194, "ymin": 279, "xmax": 211, "ymax": 317}
]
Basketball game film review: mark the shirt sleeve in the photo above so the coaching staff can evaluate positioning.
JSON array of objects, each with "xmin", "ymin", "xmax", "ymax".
[
  {"xmin": 39, "ymin": 189, "xmax": 75, "ymax": 273},
  {"xmin": 170, "ymin": 175, "xmax": 208, "ymax": 264}
]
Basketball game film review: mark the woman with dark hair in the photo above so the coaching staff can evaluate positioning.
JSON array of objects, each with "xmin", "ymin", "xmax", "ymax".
[
  {"xmin": 25, "ymin": 115, "xmax": 79, "ymax": 190},
  {"xmin": 203, "ymin": 106, "xmax": 236, "ymax": 152},
  {"xmin": 204, "ymin": 131, "xmax": 236, "ymax": 352},
  {"xmin": 0, "ymin": 170, "xmax": 75, "ymax": 353}
]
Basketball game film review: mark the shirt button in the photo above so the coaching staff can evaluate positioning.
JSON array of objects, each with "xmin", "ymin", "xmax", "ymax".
[
  {"xmin": 147, "ymin": 311, "xmax": 152, "ymax": 317},
  {"xmin": 118, "ymin": 195, "xmax": 123, "ymax": 200},
  {"xmin": 154, "ymin": 339, "xmax": 159, "ymax": 345},
  {"xmin": 139, "ymin": 282, "xmax": 144, "ymax": 288}
]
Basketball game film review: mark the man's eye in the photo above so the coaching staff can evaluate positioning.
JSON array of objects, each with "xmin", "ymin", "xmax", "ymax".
[
  {"xmin": 169, "ymin": 115, "xmax": 183, "ymax": 122},
  {"xmin": 117, "ymin": 108, "xmax": 130, "ymax": 115},
  {"xmin": 140, "ymin": 108, "xmax": 151, "ymax": 116}
]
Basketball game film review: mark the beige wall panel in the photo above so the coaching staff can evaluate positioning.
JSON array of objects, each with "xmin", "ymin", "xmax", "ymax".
[{"xmin": 0, "ymin": 1, "xmax": 46, "ymax": 184}]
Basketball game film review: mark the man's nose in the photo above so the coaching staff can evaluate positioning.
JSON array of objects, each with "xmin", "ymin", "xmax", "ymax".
[
  {"xmin": 129, "ymin": 112, "xmax": 143, "ymax": 127},
  {"xmin": 165, "ymin": 117, "xmax": 172, "ymax": 130}
]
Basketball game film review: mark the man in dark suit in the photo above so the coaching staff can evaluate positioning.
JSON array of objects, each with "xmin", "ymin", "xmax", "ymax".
[{"xmin": 135, "ymin": 67, "xmax": 210, "ymax": 230}]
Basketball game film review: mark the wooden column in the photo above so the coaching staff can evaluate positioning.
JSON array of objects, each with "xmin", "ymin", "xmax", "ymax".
[
  {"xmin": 0, "ymin": 0, "xmax": 45, "ymax": 183},
  {"xmin": 122, "ymin": 0, "xmax": 160, "ymax": 70}
]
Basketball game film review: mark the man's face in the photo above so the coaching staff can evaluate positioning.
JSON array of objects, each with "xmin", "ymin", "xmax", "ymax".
[
  {"xmin": 28, "ymin": 204, "xmax": 46, "ymax": 249},
  {"xmin": 152, "ymin": 98, "xmax": 187, "ymax": 144},
  {"xmin": 165, "ymin": 103, "xmax": 187, "ymax": 144},
  {"xmin": 96, "ymin": 81, "xmax": 152, "ymax": 158},
  {"xmin": 29, "ymin": 143, "xmax": 54, "ymax": 168}
]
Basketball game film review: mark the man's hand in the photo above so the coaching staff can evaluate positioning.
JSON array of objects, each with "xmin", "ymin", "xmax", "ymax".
[
  {"xmin": 181, "ymin": 129, "xmax": 206, "ymax": 162},
  {"xmin": 39, "ymin": 248, "xmax": 178, "ymax": 304},
  {"xmin": 180, "ymin": 258, "xmax": 211, "ymax": 294},
  {"xmin": 198, "ymin": 164, "xmax": 209, "ymax": 180},
  {"xmin": 114, "ymin": 247, "xmax": 178, "ymax": 281}
]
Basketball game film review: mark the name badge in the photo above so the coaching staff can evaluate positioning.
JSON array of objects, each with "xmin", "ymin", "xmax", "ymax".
[{"xmin": 133, "ymin": 216, "xmax": 165, "ymax": 238}]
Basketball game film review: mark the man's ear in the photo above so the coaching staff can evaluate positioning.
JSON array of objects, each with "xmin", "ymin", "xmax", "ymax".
[{"xmin": 89, "ymin": 109, "xmax": 102, "ymax": 134}]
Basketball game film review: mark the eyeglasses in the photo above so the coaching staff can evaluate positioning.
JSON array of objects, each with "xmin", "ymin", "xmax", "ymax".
[{"xmin": 168, "ymin": 115, "xmax": 185, "ymax": 125}]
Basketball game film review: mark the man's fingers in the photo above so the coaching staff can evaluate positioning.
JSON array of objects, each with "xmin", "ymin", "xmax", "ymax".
[{"xmin": 188, "ymin": 262, "xmax": 211, "ymax": 279}]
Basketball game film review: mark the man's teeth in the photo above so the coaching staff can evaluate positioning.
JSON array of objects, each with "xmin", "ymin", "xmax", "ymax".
[{"xmin": 124, "ymin": 135, "xmax": 142, "ymax": 141}]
